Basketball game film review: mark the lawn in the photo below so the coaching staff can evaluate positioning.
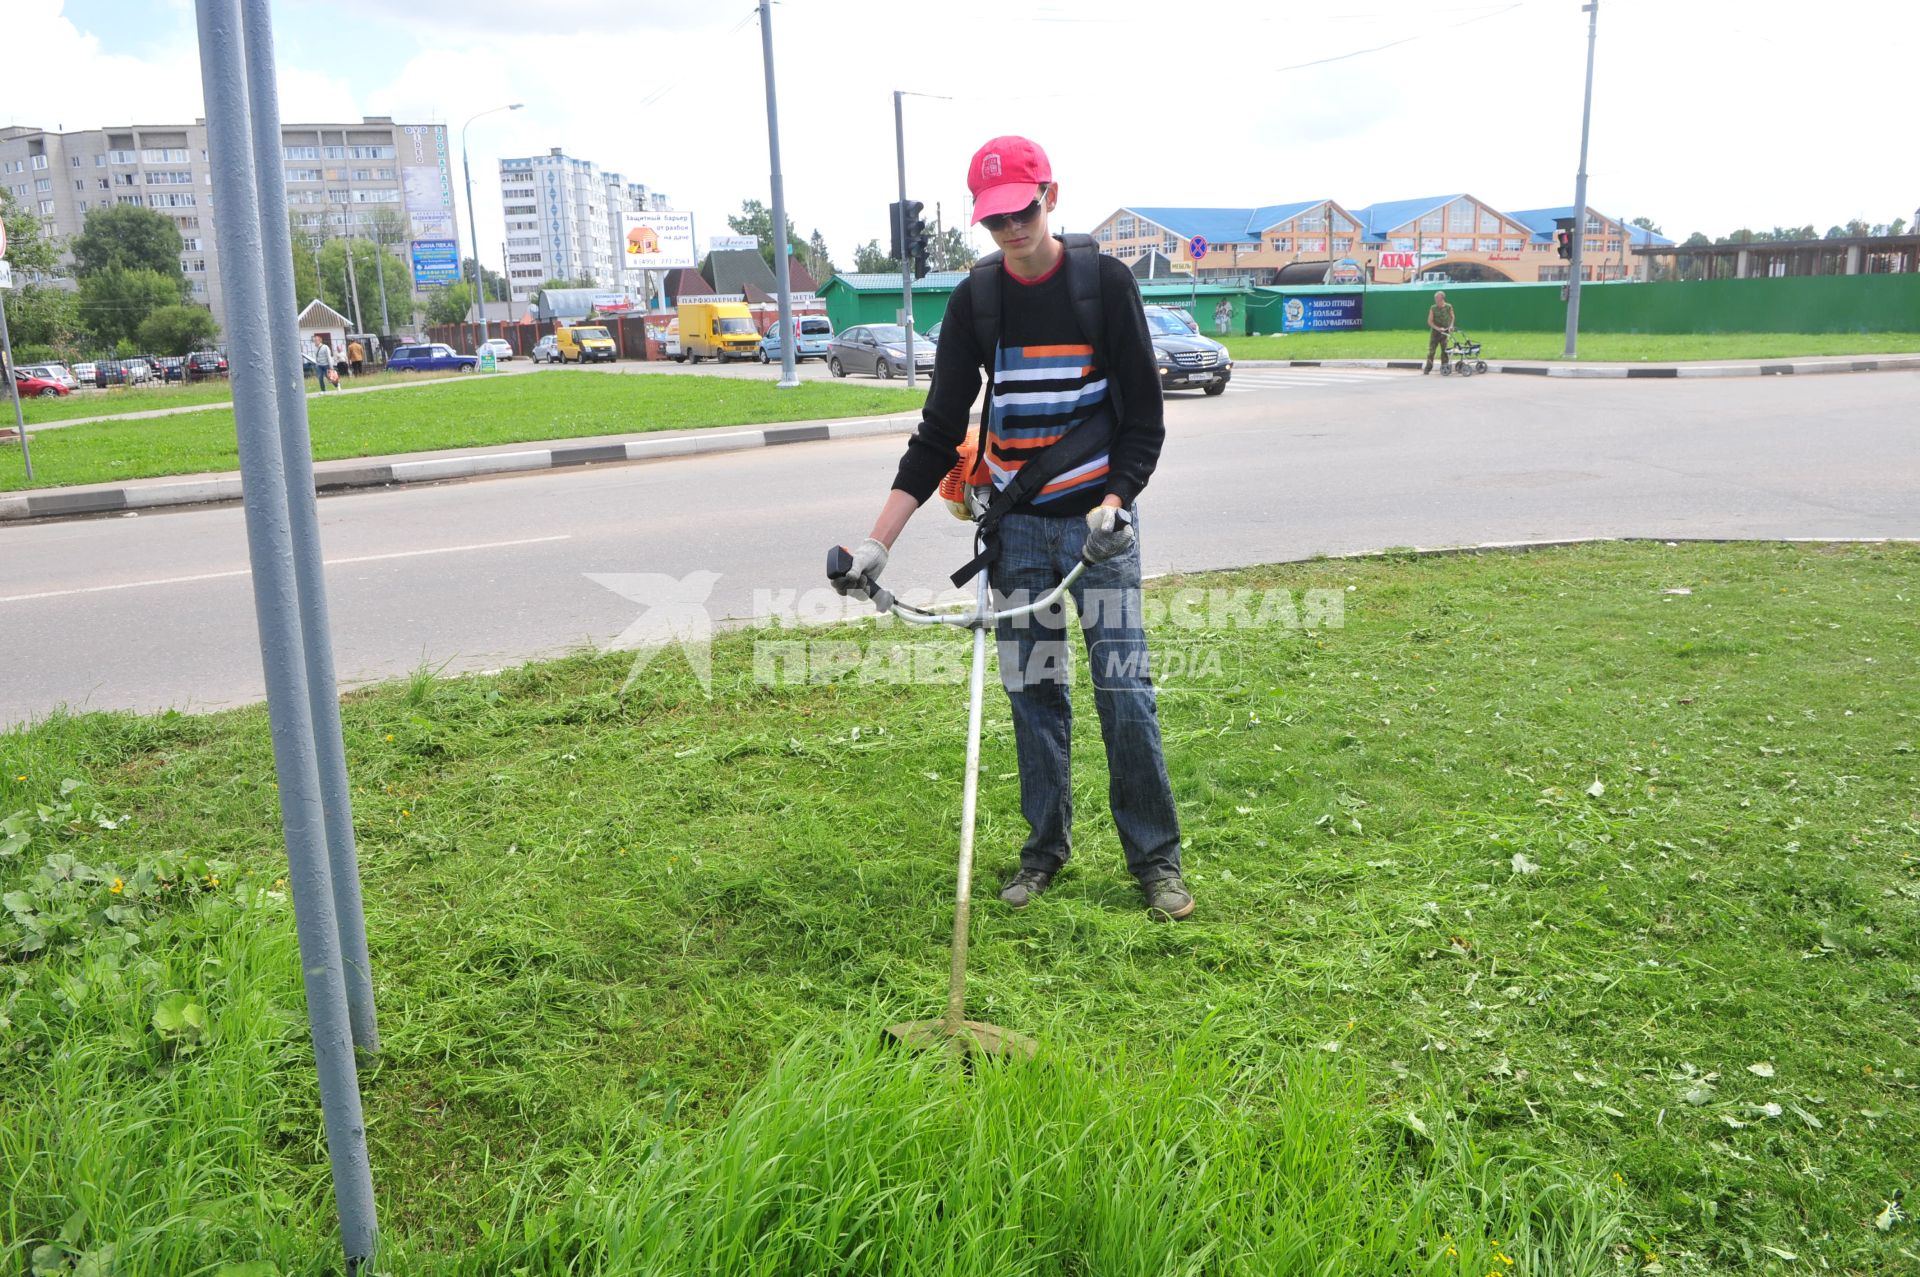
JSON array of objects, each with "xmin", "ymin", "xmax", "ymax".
[
  {"xmin": 15, "ymin": 368, "xmax": 466, "ymax": 426},
  {"xmin": 1223, "ymin": 331, "xmax": 1920, "ymax": 363},
  {"xmin": 0, "ymin": 372, "xmax": 923, "ymax": 493},
  {"xmin": 2, "ymin": 541, "xmax": 1916, "ymax": 1275}
]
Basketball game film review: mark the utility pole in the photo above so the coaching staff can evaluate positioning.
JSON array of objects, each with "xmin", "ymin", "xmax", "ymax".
[
  {"xmin": 369, "ymin": 217, "xmax": 390, "ymax": 336},
  {"xmin": 893, "ymin": 90, "xmax": 915, "ymax": 390},
  {"xmin": 759, "ymin": 0, "xmax": 798, "ymax": 388},
  {"xmin": 0, "ymin": 280, "xmax": 33, "ymax": 481},
  {"xmin": 1564, "ymin": 0, "xmax": 1599, "ymax": 360},
  {"xmin": 461, "ymin": 103, "xmax": 522, "ymax": 349}
]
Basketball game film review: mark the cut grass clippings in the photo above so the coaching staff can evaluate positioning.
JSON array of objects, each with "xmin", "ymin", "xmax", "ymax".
[
  {"xmin": 15, "ymin": 368, "xmax": 467, "ymax": 425},
  {"xmin": 1221, "ymin": 330, "xmax": 1920, "ymax": 364},
  {"xmin": 2, "ymin": 540, "xmax": 1916, "ymax": 1274},
  {"xmin": 0, "ymin": 371, "xmax": 923, "ymax": 493}
]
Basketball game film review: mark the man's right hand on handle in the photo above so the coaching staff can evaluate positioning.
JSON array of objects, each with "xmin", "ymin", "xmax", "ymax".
[{"xmin": 830, "ymin": 537, "xmax": 889, "ymax": 597}]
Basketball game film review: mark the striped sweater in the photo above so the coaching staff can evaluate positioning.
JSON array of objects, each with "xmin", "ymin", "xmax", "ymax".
[{"xmin": 892, "ymin": 245, "xmax": 1165, "ymax": 518}]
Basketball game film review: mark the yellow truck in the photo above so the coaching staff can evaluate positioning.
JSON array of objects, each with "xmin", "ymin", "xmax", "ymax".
[
  {"xmin": 555, "ymin": 323, "xmax": 617, "ymax": 363},
  {"xmin": 676, "ymin": 301, "xmax": 762, "ymax": 363}
]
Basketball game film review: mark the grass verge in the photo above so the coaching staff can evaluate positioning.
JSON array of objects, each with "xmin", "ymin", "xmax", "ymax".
[
  {"xmin": 17, "ymin": 369, "xmax": 466, "ymax": 426},
  {"xmin": 2, "ymin": 541, "xmax": 1915, "ymax": 1274},
  {"xmin": 1, "ymin": 372, "xmax": 922, "ymax": 493},
  {"xmin": 1222, "ymin": 331, "xmax": 1920, "ymax": 363}
]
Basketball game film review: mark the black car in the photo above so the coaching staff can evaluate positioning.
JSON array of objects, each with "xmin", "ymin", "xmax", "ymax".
[
  {"xmin": 1143, "ymin": 306, "xmax": 1232, "ymax": 396},
  {"xmin": 92, "ymin": 359, "xmax": 129, "ymax": 388},
  {"xmin": 185, "ymin": 350, "xmax": 229, "ymax": 379},
  {"xmin": 154, "ymin": 356, "xmax": 187, "ymax": 382}
]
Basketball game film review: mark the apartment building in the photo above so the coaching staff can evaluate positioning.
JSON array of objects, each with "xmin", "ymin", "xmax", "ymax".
[
  {"xmin": 0, "ymin": 117, "xmax": 460, "ymax": 332},
  {"xmin": 1093, "ymin": 194, "xmax": 1671, "ymax": 285},
  {"xmin": 499, "ymin": 148, "xmax": 670, "ymax": 306}
]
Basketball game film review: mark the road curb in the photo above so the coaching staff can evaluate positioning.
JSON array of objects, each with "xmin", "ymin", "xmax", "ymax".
[
  {"xmin": 1236, "ymin": 354, "xmax": 1920, "ymax": 378},
  {"xmin": 0, "ymin": 412, "xmax": 924, "ymax": 524}
]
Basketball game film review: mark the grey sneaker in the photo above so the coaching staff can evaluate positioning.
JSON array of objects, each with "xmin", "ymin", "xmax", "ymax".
[
  {"xmin": 998, "ymin": 868, "xmax": 1053, "ymax": 909},
  {"xmin": 1143, "ymin": 876, "xmax": 1194, "ymax": 921}
]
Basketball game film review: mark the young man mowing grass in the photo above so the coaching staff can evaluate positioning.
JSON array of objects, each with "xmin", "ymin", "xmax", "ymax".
[{"xmin": 835, "ymin": 136, "xmax": 1192, "ymax": 921}]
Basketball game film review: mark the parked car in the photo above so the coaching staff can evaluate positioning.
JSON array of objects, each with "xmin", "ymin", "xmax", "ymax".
[
  {"xmin": 20, "ymin": 362, "xmax": 79, "ymax": 390},
  {"xmin": 759, "ymin": 315, "xmax": 835, "ymax": 364},
  {"xmin": 480, "ymin": 337, "xmax": 515, "ymax": 362},
  {"xmin": 121, "ymin": 358, "xmax": 154, "ymax": 384},
  {"xmin": 387, "ymin": 343, "xmax": 479, "ymax": 373},
  {"xmin": 10, "ymin": 371, "xmax": 70, "ymax": 398},
  {"xmin": 72, "ymin": 361, "xmax": 98, "ymax": 385},
  {"xmin": 1143, "ymin": 305, "xmax": 1232, "ymax": 395},
  {"xmin": 675, "ymin": 302, "xmax": 759, "ymax": 362},
  {"xmin": 555, "ymin": 324, "xmax": 617, "ymax": 364},
  {"xmin": 185, "ymin": 350, "xmax": 229, "ymax": 379},
  {"xmin": 531, "ymin": 335, "xmax": 562, "ymax": 364},
  {"xmin": 154, "ymin": 356, "xmax": 187, "ymax": 382},
  {"xmin": 92, "ymin": 360, "xmax": 130, "ymax": 388},
  {"xmin": 826, "ymin": 324, "xmax": 935, "ymax": 380}
]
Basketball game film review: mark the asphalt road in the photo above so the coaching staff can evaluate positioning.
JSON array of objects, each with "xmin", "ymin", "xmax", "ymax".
[{"xmin": 2, "ymin": 368, "xmax": 1915, "ymax": 727}]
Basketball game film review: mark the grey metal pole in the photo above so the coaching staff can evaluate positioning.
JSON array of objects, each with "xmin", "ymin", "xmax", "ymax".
[
  {"xmin": 759, "ymin": 0, "xmax": 798, "ymax": 389},
  {"xmin": 462, "ymin": 139, "xmax": 485, "ymax": 345},
  {"xmin": 239, "ymin": 0, "xmax": 378, "ymax": 1058},
  {"xmin": 0, "ymin": 293, "xmax": 32, "ymax": 481},
  {"xmin": 371, "ymin": 221, "xmax": 391, "ymax": 336},
  {"xmin": 1564, "ymin": 0, "xmax": 1599, "ymax": 360},
  {"xmin": 893, "ymin": 90, "xmax": 916, "ymax": 390},
  {"xmin": 195, "ymin": 0, "xmax": 378, "ymax": 1265}
]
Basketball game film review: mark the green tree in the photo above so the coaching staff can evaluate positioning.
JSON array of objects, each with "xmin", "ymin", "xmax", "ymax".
[
  {"xmin": 852, "ymin": 240, "xmax": 897, "ymax": 273},
  {"xmin": 461, "ymin": 258, "xmax": 510, "ymax": 302},
  {"xmin": 78, "ymin": 267, "xmax": 189, "ymax": 347},
  {"xmin": 726, "ymin": 199, "xmax": 803, "ymax": 272},
  {"xmin": 1628, "ymin": 216, "xmax": 1662, "ymax": 237},
  {"xmin": 1, "ymin": 189, "xmax": 62, "ymax": 276},
  {"xmin": 2, "ymin": 189, "xmax": 77, "ymax": 361},
  {"xmin": 321, "ymin": 239, "xmax": 414, "ymax": 332},
  {"xmin": 805, "ymin": 229, "xmax": 835, "ymax": 283},
  {"xmin": 930, "ymin": 226, "xmax": 976, "ymax": 272},
  {"xmin": 424, "ymin": 282, "xmax": 473, "ymax": 326},
  {"xmin": 69, "ymin": 205, "xmax": 186, "ymax": 281},
  {"xmin": 539, "ymin": 276, "xmax": 599, "ymax": 291},
  {"xmin": 137, "ymin": 304, "xmax": 220, "ymax": 355}
]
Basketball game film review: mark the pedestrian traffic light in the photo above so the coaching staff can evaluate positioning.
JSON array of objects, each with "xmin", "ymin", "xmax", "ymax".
[{"xmin": 1553, "ymin": 216, "xmax": 1576, "ymax": 261}]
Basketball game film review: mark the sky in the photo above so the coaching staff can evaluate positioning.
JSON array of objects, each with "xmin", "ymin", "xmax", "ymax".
[{"xmin": 9, "ymin": 0, "xmax": 1918, "ymax": 271}]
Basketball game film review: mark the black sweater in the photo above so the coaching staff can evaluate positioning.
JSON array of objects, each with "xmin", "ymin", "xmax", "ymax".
[{"xmin": 890, "ymin": 248, "xmax": 1166, "ymax": 512}]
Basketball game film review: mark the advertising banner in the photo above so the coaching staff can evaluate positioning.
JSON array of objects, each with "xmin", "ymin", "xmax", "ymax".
[
  {"xmin": 622, "ymin": 210, "xmax": 697, "ymax": 273},
  {"xmin": 709, "ymin": 235, "xmax": 759, "ymax": 252},
  {"xmin": 1378, "ymin": 250, "xmax": 1418, "ymax": 271},
  {"xmin": 1280, "ymin": 293, "xmax": 1364, "ymax": 333},
  {"xmin": 410, "ymin": 239, "xmax": 460, "ymax": 287}
]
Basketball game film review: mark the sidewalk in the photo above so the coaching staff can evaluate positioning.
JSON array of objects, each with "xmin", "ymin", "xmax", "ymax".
[
  {"xmin": 0, "ymin": 409, "xmax": 922, "ymax": 522},
  {"xmin": 1236, "ymin": 352, "xmax": 1920, "ymax": 379}
]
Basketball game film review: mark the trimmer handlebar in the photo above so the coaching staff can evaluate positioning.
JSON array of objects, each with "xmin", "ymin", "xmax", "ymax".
[
  {"xmin": 825, "ymin": 543, "xmax": 1087, "ymax": 629},
  {"xmin": 826, "ymin": 545, "xmax": 895, "ymax": 612}
]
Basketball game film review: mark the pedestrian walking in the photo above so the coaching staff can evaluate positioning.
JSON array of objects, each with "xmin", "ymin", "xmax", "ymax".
[
  {"xmin": 312, "ymin": 336, "xmax": 335, "ymax": 392},
  {"xmin": 1423, "ymin": 290, "xmax": 1456, "ymax": 375},
  {"xmin": 834, "ymin": 134, "xmax": 1192, "ymax": 921},
  {"xmin": 347, "ymin": 338, "xmax": 365, "ymax": 377}
]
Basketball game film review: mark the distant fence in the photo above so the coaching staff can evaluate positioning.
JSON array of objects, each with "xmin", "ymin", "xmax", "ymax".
[
  {"xmin": 427, "ymin": 316, "xmax": 659, "ymax": 360},
  {"xmin": 1250, "ymin": 274, "xmax": 1920, "ymax": 335}
]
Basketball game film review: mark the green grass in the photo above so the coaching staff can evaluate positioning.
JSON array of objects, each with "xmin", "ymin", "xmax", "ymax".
[
  {"xmin": 3, "ymin": 541, "xmax": 1916, "ymax": 1274},
  {"xmin": 1, "ymin": 372, "xmax": 923, "ymax": 493},
  {"xmin": 1223, "ymin": 331, "xmax": 1920, "ymax": 363},
  {"xmin": 16, "ymin": 369, "xmax": 467, "ymax": 425}
]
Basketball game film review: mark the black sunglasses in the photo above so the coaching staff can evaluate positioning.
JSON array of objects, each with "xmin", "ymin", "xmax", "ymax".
[{"xmin": 981, "ymin": 185, "xmax": 1049, "ymax": 233}]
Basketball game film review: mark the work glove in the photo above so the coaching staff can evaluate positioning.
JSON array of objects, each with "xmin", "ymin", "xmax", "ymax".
[
  {"xmin": 832, "ymin": 537, "xmax": 889, "ymax": 596},
  {"xmin": 1082, "ymin": 506, "xmax": 1136, "ymax": 564}
]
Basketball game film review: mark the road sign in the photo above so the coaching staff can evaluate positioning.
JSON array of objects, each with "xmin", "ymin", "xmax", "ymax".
[
  {"xmin": 1188, "ymin": 235, "xmax": 1209, "ymax": 260},
  {"xmin": 0, "ymin": 219, "xmax": 8, "ymax": 257},
  {"xmin": 0, "ymin": 261, "xmax": 12, "ymax": 291},
  {"xmin": 1169, "ymin": 260, "xmax": 1194, "ymax": 275}
]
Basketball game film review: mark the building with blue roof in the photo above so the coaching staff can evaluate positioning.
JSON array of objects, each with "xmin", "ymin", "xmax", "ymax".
[{"xmin": 1093, "ymin": 195, "xmax": 1667, "ymax": 285}]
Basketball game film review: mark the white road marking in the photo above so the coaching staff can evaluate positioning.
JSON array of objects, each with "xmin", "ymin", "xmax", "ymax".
[{"xmin": 0, "ymin": 534, "xmax": 571, "ymax": 605}]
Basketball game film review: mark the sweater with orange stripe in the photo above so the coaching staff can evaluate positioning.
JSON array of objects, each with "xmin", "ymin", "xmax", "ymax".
[{"xmin": 892, "ymin": 249, "xmax": 1165, "ymax": 518}]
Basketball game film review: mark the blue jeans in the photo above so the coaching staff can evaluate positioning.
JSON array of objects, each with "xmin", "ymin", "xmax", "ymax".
[{"xmin": 990, "ymin": 508, "xmax": 1183, "ymax": 884}]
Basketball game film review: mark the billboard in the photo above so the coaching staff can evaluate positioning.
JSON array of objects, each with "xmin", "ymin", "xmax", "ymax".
[
  {"xmin": 709, "ymin": 235, "xmax": 759, "ymax": 252},
  {"xmin": 1281, "ymin": 294, "xmax": 1364, "ymax": 333},
  {"xmin": 399, "ymin": 125, "xmax": 455, "ymax": 243},
  {"xmin": 410, "ymin": 239, "xmax": 460, "ymax": 287},
  {"xmin": 622, "ymin": 210, "xmax": 696, "ymax": 273}
]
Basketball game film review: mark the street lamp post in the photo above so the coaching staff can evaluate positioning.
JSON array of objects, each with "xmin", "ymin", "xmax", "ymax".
[
  {"xmin": 1564, "ymin": 0, "xmax": 1599, "ymax": 359},
  {"xmin": 461, "ymin": 102, "xmax": 522, "ymax": 347}
]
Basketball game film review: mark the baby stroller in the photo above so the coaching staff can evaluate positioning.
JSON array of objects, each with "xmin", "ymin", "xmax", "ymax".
[{"xmin": 1441, "ymin": 331, "xmax": 1488, "ymax": 377}]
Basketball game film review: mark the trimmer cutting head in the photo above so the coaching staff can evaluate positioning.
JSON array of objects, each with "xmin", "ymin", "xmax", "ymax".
[{"xmin": 885, "ymin": 1018, "xmax": 1037, "ymax": 1061}]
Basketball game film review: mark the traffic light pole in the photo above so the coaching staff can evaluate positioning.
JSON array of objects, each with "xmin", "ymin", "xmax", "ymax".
[
  {"xmin": 759, "ymin": 0, "xmax": 798, "ymax": 388},
  {"xmin": 1564, "ymin": 0, "xmax": 1599, "ymax": 360},
  {"xmin": 893, "ymin": 90, "xmax": 916, "ymax": 390}
]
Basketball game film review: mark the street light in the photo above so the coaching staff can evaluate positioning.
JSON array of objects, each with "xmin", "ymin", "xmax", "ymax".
[{"xmin": 462, "ymin": 102, "xmax": 522, "ymax": 345}]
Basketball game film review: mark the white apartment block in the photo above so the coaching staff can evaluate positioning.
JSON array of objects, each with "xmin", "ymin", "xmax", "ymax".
[
  {"xmin": 0, "ymin": 117, "xmax": 460, "ymax": 334},
  {"xmin": 499, "ymin": 148, "xmax": 669, "ymax": 306}
]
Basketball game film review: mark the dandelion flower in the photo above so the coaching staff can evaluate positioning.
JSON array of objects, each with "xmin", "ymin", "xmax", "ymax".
[
  {"xmin": 110, "ymin": 877, "xmax": 125, "ymax": 894},
  {"xmin": 385, "ymin": 733, "xmax": 395, "ymax": 742},
  {"xmin": 13, "ymin": 774, "xmax": 24, "ymax": 782},
  {"xmin": 401, "ymin": 809, "xmax": 411, "ymax": 818},
  {"xmin": 205, "ymin": 874, "xmax": 220, "ymax": 887}
]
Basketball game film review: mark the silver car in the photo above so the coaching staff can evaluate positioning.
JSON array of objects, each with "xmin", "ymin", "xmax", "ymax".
[
  {"xmin": 826, "ymin": 324, "xmax": 935, "ymax": 380},
  {"xmin": 21, "ymin": 362, "xmax": 79, "ymax": 390}
]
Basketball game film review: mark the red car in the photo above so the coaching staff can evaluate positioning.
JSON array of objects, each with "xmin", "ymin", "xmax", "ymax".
[{"xmin": 11, "ymin": 372, "xmax": 70, "ymax": 398}]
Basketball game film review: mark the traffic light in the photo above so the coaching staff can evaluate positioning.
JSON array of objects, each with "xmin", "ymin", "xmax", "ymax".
[
  {"xmin": 888, "ymin": 200, "xmax": 907, "ymax": 260},
  {"xmin": 1553, "ymin": 216, "xmax": 1576, "ymax": 260},
  {"xmin": 889, "ymin": 199, "xmax": 924, "ymax": 268},
  {"xmin": 908, "ymin": 214, "xmax": 931, "ymax": 279}
]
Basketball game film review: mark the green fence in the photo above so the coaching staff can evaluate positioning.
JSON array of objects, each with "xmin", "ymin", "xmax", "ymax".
[{"xmin": 1250, "ymin": 274, "xmax": 1920, "ymax": 334}]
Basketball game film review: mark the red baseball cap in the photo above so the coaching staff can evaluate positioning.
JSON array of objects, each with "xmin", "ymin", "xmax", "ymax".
[{"xmin": 968, "ymin": 136, "xmax": 1052, "ymax": 224}]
